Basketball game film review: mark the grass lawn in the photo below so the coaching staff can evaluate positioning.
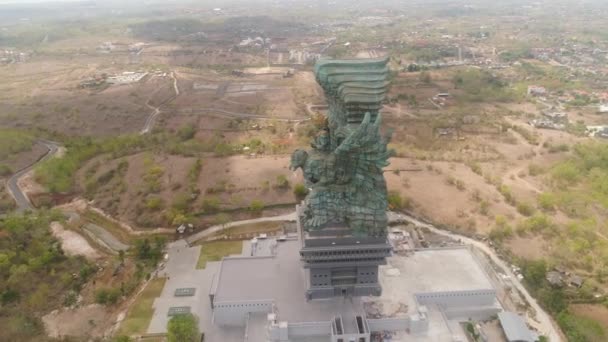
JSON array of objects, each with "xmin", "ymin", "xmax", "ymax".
[
  {"xmin": 117, "ymin": 277, "xmax": 167, "ymax": 336},
  {"xmin": 196, "ymin": 240, "xmax": 243, "ymax": 269}
]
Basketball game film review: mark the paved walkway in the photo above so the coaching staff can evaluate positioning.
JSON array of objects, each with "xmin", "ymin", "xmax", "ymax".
[{"xmin": 7, "ymin": 140, "xmax": 60, "ymax": 211}]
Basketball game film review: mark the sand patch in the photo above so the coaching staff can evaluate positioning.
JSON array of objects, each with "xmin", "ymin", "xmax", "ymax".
[{"xmin": 51, "ymin": 222, "xmax": 100, "ymax": 260}]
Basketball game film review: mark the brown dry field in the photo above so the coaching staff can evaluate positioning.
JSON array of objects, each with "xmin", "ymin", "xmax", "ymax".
[
  {"xmin": 78, "ymin": 152, "xmax": 302, "ymax": 228},
  {"xmin": 0, "ymin": 57, "xmax": 176, "ymax": 136},
  {"xmin": 570, "ymin": 304, "xmax": 608, "ymax": 329}
]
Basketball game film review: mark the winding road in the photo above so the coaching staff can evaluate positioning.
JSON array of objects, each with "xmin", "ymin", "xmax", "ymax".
[{"xmin": 7, "ymin": 139, "xmax": 61, "ymax": 212}]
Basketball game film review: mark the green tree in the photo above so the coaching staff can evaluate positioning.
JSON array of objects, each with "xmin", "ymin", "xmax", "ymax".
[
  {"xmin": 167, "ymin": 313, "xmax": 199, "ymax": 342},
  {"xmin": 521, "ymin": 259, "xmax": 547, "ymax": 290},
  {"xmin": 178, "ymin": 123, "xmax": 197, "ymax": 141}
]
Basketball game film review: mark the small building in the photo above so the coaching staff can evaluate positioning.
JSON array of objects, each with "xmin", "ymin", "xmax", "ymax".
[
  {"xmin": 569, "ymin": 275, "xmax": 584, "ymax": 288},
  {"xmin": 599, "ymin": 105, "xmax": 608, "ymax": 114},
  {"xmin": 543, "ymin": 111, "xmax": 567, "ymax": 121},
  {"xmin": 546, "ymin": 271, "xmax": 563, "ymax": 287},
  {"xmin": 527, "ymin": 86, "xmax": 547, "ymax": 97},
  {"xmin": 498, "ymin": 311, "xmax": 539, "ymax": 342}
]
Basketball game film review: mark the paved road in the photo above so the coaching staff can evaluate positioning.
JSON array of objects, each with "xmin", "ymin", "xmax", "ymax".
[
  {"xmin": 185, "ymin": 212, "xmax": 297, "ymax": 244},
  {"xmin": 7, "ymin": 139, "xmax": 60, "ymax": 212}
]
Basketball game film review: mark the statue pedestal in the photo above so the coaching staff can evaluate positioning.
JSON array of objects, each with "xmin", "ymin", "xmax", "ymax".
[{"xmin": 297, "ymin": 206, "xmax": 392, "ymax": 300}]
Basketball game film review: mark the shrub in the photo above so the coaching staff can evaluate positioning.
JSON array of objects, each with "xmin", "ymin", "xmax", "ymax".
[
  {"xmin": 479, "ymin": 200, "xmax": 490, "ymax": 216},
  {"xmin": 0, "ymin": 164, "xmax": 12, "ymax": 177},
  {"xmin": 516, "ymin": 202, "xmax": 535, "ymax": 216},
  {"xmin": 177, "ymin": 123, "xmax": 196, "ymax": 141},
  {"xmin": 538, "ymin": 193, "xmax": 556, "ymax": 211},
  {"xmin": 171, "ymin": 192, "xmax": 192, "ymax": 212},
  {"xmin": 95, "ymin": 288, "xmax": 121, "ymax": 305},
  {"xmin": 388, "ymin": 191, "xmax": 412, "ymax": 210},
  {"xmin": 145, "ymin": 196, "xmax": 164, "ymax": 210},
  {"xmin": 489, "ymin": 225, "xmax": 513, "ymax": 242},
  {"xmin": 547, "ymin": 144, "xmax": 569, "ymax": 154},
  {"xmin": 275, "ymin": 175, "xmax": 289, "ymax": 189},
  {"xmin": 468, "ymin": 162, "xmax": 483, "ymax": 176},
  {"xmin": 455, "ymin": 180, "xmax": 466, "ymax": 191},
  {"xmin": 201, "ymin": 197, "xmax": 221, "ymax": 213},
  {"xmin": 167, "ymin": 313, "xmax": 199, "ymax": 342},
  {"xmin": 249, "ymin": 200, "xmax": 264, "ymax": 213},
  {"xmin": 293, "ymin": 183, "xmax": 309, "ymax": 200},
  {"xmin": 551, "ymin": 161, "xmax": 579, "ymax": 185},
  {"xmin": 528, "ymin": 164, "xmax": 544, "ymax": 176},
  {"xmin": 517, "ymin": 214, "xmax": 553, "ymax": 234},
  {"xmin": 498, "ymin": 184, "xmax": 516, "ymax": 205}
]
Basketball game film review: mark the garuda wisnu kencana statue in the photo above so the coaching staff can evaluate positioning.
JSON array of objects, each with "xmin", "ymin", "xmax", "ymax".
[{"xmin": 291, "ymin": 57, "xmax": 393, "ymax": 237}]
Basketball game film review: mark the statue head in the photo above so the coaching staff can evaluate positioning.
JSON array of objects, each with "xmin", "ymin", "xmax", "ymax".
[
  {"xmin": 312, "ymin": 129, "xmax": 330, "ymax": 152},
  {"xmin": 290, "ymin": 149, "xmax": 308, "ymax": 171}
]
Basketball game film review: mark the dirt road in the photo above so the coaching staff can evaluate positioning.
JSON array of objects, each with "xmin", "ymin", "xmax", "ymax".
[{"xmin": 140, "ymin": 72, "xmax": 180, "ymax": 135}]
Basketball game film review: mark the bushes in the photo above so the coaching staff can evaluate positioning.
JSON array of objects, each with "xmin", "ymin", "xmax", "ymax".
[
  {"xmin": 468, "ymin": 162, "xmax": 483, "ymax": 176},
  {"xmin": 516, "ymin": 202, "xmax": 535, "ymax": 216},
  {"xmin": 388, "ymin": 191, "xmax": 412, "ymax": 210},
  {"xmin": 538, "ymin": 193, "xmax": 556, "ymax": 211},
  {"xmin": 0, "ymin": 212, "xmax": 91, "ymax": 341},
  {"xmin": 293, "ymin": 183, "xmax": 309, "ymax": 200},
  {"xmin": 145, "ymin": 196, "xmax": 164, "ymax": 211},
  {"xmin": 36, "ymin": 135, "xmax": 150, "ymax": 193},
  {"xmin": 528, "ymin": 163, "xmax": 545, "ymax": 176},
  {"xmin": 187, "ymin": 158, "xmax": 202, "ymax": 184},
  {"xmin": 177, "ymin": 123, "xmax": 197, "ymax": 141},
  {"xmin": 275, "ymin": 175, "xmax": 290, "ymax": 189},
  {"xmin": 452, "ymin": 69, "xmax": 519, "ymax": 103},
  {"xmin": 499, "ymin": 184, "xmax": 516, "ymax": 205},
  {"xmin": 512, "ymin": 125, "xmax": 540, "ymax": 145},
  {"xmin": 0, "ymin": 129, "xmax": 34, "ymax": 160},
  {"xmin": 0, "ymin": 164, "xmax": 12, "ymax": 177},
  {"xmin": 134, "ymin": 238, "xmax": 165, "ymax": 265},
  {"xmin": 517, "ymin": 214, "xmax": 553, "ymax": 234},
  {"xmin": 201, "ymin": 197, "xmax": 221, "ymax": 213},
  {"xmin": 249, "ymin": 200, "xmax": 265, "ymax": 213},
  {"xmin": 557, "ymin": 311, "xmax": 606, "ymax": 342},
  {"xmin": 95, "ymin": 288, "xmax": 121, "ymax": 305},
  {"xmin": 552, "ymin": 161, "xmax": 580, "ymax": 185},
  {"xmin": 167, "ymin": 313, "xmax": 200, "ymax": 342}
]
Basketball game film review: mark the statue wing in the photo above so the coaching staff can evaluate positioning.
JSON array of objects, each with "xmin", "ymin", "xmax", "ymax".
[{"xmin": 333, "ymin": 112, "xmax": 392, "ymax": 172}]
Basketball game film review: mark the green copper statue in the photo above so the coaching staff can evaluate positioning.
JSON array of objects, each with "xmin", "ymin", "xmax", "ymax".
[{"xmin": 291, "ymin": 57, "xmax": 392, "ymax": 237}]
